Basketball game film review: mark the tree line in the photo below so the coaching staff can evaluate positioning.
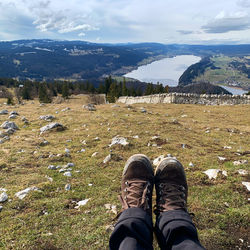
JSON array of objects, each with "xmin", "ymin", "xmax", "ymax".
[{"xmin": 0, "ymin": 76, "xmax": 168, "ymax": 104}]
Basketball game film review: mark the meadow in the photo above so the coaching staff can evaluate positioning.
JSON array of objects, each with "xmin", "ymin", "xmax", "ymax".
[{"xmin": 0, "ymin": 95, "xmax": 249, "ymax": 249}]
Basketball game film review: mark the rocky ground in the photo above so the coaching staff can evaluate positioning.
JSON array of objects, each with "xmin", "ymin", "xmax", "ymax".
[{"xmin": 0, "ymin": 96, "xmax": 249, "ymax": 249}]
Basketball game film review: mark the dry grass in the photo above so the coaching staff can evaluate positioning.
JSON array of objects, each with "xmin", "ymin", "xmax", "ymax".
[{"xmin": 0, "ymin": 96, "xmax": 249, "ymax": 249}]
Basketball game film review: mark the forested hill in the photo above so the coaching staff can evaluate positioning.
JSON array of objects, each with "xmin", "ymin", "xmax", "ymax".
[{"xmin": 0, "ymin": 39, "xmax": 250, "ymax": 82}]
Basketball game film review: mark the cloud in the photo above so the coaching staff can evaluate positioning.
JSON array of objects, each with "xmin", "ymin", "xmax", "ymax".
[
  {"xmin": 177, "ymin": 30, "xmax": 195, "ymax": 35},
  {"xmin": 202, "ymin": 12, "xmax": 250, "ymax": 33},
  {"xmin": 78, "ymin": 32, "xmax": 86, "ymax": 37},
  {"xmin": 238, "ymin": 0, "xmax": 250, "ymax": 8}
]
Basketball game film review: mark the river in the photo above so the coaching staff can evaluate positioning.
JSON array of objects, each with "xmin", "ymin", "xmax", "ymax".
[{"xmin": 124, "ymin": 55, "xmax": 248, "ymax": 95}]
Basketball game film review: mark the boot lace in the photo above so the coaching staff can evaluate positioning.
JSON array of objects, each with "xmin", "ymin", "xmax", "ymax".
[
  {"xmin": 154, "ymin": 183, "xmax": 187, "ymax": 215},
  {"xmin": 119, "ymin": 180, "xmax": 151, "ymax": 211}
]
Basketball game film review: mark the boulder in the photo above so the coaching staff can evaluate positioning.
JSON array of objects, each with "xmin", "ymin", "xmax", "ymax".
[
  {"xmin": 1, "ymin": 121, "xmax": 19, "ymax": 130},
  {"xmin": 83, "ymin": 104, "xmax": 96, "ymax": 111},
  {"xmin": 0, "ymin": 192, "xmax": 8, "ymax": 203},
  {"xmin": 0, "ymin": 110, "xmax": 8, "ymax": 115},
  {"xmin": 39, "ymin": 115, "xmax": 55, "ymax": 121},
  {"xmin": 40, "ymin": 122, "xmax": 65, "ymax": 134},
  {"xmin": 15, "ymin": 187, "xmax": 39, "ymax": 199}
]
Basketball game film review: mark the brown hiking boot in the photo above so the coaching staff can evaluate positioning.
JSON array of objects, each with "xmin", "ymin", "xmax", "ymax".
[
  {"xmin": 119, "ymin": 154, "xmax": 154, "ymax": 215},
  {"xmin": 154, "ymin": 158, "xmax": 188, "ymax": 216}
]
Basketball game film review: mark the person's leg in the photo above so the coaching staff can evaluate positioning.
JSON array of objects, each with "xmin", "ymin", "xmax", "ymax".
[
  {"xmin": 154, "ymin": 158, "xmax": 205, "ymax": 250},
  {"xmin": 109, "ymin": 154, "xmax": 154, "ymax": 250}
]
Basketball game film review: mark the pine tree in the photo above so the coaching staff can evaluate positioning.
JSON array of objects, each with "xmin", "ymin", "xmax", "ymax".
[
  {"xmin": 107, "ymin": 82, "xmax": 118, "ymax": 103},
  {"xmin": 145, "ymin": 83, "xmax": 154, "ymax": 95},
  {"xmin": 22, "ymin": 85, "xmax": 32, "ymax": 100},
  {"xmin": 62, "ymin": 83, "xmax": 70, "ymax": 98},
  {"xmin": 122, "ymin": 78, "xmax": 128, "ymax": 96},
  {"xmin": 39, "ymin": 83, "xmax": 51, "ymax": 103}
]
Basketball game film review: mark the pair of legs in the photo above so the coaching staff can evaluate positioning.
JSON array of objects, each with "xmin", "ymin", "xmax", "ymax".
[{"xmin": 109, "ymin": 154, "xmax": 205, "ymax": 249}]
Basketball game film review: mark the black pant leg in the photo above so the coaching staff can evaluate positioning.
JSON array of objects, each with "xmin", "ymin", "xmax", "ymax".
[
  {"xmin": 155, "ymin": 209, "xmax": 205, "ymax": 250},
  {"xmin": 109, "ymin": 208, "xmax": 153, "ymax": 250}
]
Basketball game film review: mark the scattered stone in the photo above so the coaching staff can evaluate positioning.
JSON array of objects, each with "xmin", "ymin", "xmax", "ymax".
[
  {"xmin": 39, "ymin": 140, "xmax": 49, "ymax": 146},
  {"xmin": 224, "ymin": 146, "xmax": 232, "ymax": 149},
  {"xmin": 0, "ymin": 188, "xmax": 7, "ymax": 192},
  {"xmin": 83, "ymin": 104, "xmax": 96, "ymax": 111},
  {"xmin": 61, "ymin": 107, "xmax": 71, "ymax": 112},
  {"xmin": 40, "ymin": 122, "xmax": 65, "ymax": 134},
  {"xmin": 21, "ymin": 116, "xmax": 29, "ymax": 124},
  {"xmin": 218, "ymin": 156, "xmax": 226, "ymax": 161},
  {"xmin": 45, "ymin": 176, "xmax": 53, "ymax": 182},
  {"xmin": 107, "ymin": 128, "xmax": 111, "ymax": 131},
  {"xmin": 65, "ymin": 184, "xmax": 71, "ymax": 191},
  {"xmin": 151, "ymin": 136, "xmax": 160, "ymax": 140},
  {"xmin": 189, "ymin": 162, "xmax": 194, "ymax": 167},
  {"xmin": 0, "ymin": 192, "xmax": 8, "ymax": 203},
  {"xmin": 63, "ymin": 172, "xmax": 72, "ymax": 177},
  {"xmin": 140, "ymin": 107, "xmax": 147, "ymax": 113},
  {"xmin": 0, "ymin": 110, "xmax": 8, "ymax": 115},
  {"xmin": 181, "ymin": 114, "xmax": 187, "ymax": 118},
  {"xmin": 75, "ymin": 199, "xmax": 90, "ymax": 208},
  {"xmin": 237, "ymin": 169, "xmax": 248, "ymax": 176},
  {"xmin": 153, "ymin": 155, "xmax": 165, "ymax": 166},
  {"xmin": 103, "ymin": 154, "xmax": 112, "ymax": 164},
  {"xmin": 6, "ymin": 128, "xmax": 16, "ymax": 135},
  {"xmin": 39, "ymin": 115, "xmax": 55, "ymax": 121},
  {"xmin": 9, "ymin": 114, "xmax": 17, "ymax": 119},
  {"xmin": 242, "ymin": 182, "xmax": 250, "ymax": 191},
  {"xmin": 233, "ymin": 160, "xmax": 248, "ymax": 166},
  {"xmin": 111, "ymin": 104, "xmax": 120, "ymax": 108},
  {"xmin": 65, "ymin": 148, "xmax": 70, "ymax": 154},
  {"xmin": 205, "ymin": 130, "xmax": 210, "ymax": 133},
  {"xmin": 10, "ymin": 111, "xmax": 19, "ymax": 116},
  {"xmin": 224, "ymin": 202, "xmax": 229, "ymax": 207},
  {"xmin": 88, "ymin": 183, "xmax": 93, "ymax": 186},
  {"xmin": 15, "ymin": 187, "xmax": 39, "ymax": 199},
  {"xmin": 105, "ymin": 224, "xmax": 115, "ymax": 233},
  {"xmin": 1, "ymin": 121, "xmax": 19, "ymax": 130},
  {"xmin": 104, "ymin": 204, "xmax": 117, "ymax": 215},
  {"xmin": 48, "ymin": 165, "xmax": 57, "ymax": 170},
  {"xmin": 171, "ymin": 119, "xmax": 179, "ymax": 124},
  {"xmin": 203, "ymin": 169, "xmax": 227, "ymax": 180},
  {"xmin": 133, "ymin": 135, "xmax": 139, "ymax": 139},
  {"xmin": 67, "ymin": 163, "xmax": 75, "ymax": 168},
  {"xmin": 92, "ymin": 152, "xmax": 98, "ymax": 157},
  {"xmin": 94, "ymin": 137, "xmax": 100, "ymax": 141},
  {"xmin": 109, "ymin": 136, "xmax": 129, "ymax": 147}
]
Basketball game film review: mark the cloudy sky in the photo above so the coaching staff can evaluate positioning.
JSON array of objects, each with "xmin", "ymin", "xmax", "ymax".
[{"xmin": 1, "ymin": 0, "xmax": 250, "ymax": 44}]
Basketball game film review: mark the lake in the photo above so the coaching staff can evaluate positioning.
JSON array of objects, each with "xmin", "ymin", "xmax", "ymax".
[
  {"xmin": 124, "ymin": 55, "xmax": 201, "ymax": 86},
  {"xmin": 124, "ymin": 55, "xmax": 248, "ymax": 95}
]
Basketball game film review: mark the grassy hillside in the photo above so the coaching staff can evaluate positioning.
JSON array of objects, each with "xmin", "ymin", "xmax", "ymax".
[
  {"xmin": 0, "ymin": 96, "xmax": 249, "ymax": 249},
  {"xmin": 195, "ymin": 56, "xmax": 250, "ymax": 90}
]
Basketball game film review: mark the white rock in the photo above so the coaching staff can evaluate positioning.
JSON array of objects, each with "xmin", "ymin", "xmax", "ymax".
[
  {"xmin": 237, "ymin": 169, "xmax": 248, "ymax": 176},
  {"xmin": 242, "ymin": 182, "xmax": 250, "ymax": 191},
  {"xmin": 203, "ymin": 169, "xmax": 220, "ymax": 179},
  {"xmin": 1, "ymin": 121, "xmax": 19, "ymax": 130},
  {"xmin": 45, "ymin": 176, "xmax": 53, "ymax": 182},
  {"xmin": 203, "ymin": 169, "xmax": 227, "ymax": 179},
  {"xmin": 67, "ymin": 163, "xmax": 75, "ymax": 168},
  {"xmin": 233, "ymin": 160, "xmax": 248, "ymax": 166},
  {"xmin": 103, "ymin": 154, "xmax": 112, "ymax": 164},
  {"xmin": 63, "ymin": 172, "xmax": 72, "ymax": 177},
  {"xmin": 0, "ymin": 192, "xmax": 8, "ymax": 202},
  {"xmin": 0, "ymin": 110, "xmax": 8, "ymax": 115},
  {"xmin": 48, "ymin": 165, "xmax": 56, "ymax": 170},
  {"xmin": 94, "ymin": 137, "xmax": 100, "ymax": 141},
  {"xmin": 65, "ymin": 184, "xmax": 71, "ymax": 191},
  {"xmin": 39, "ymin": 115, "xmax": 55, "ymax": 121},
  {"xmin": 224, "ymin": 146, "xmax": 232, "ymax": 149},
  {"xmin": 133, "ymin": 135, "xmax": 139, "ymax": 139},
  {"xmin": 189, "ymin": 162, "xmax": 194, "ymax": 167},
  {"xmin": 75, "ymin": 199, "xmax": 90, "ymax": 208},
  {"xmin": 88, "ymin": 183, "xmax": 93, "ymax": 186},
  {"xmin": 61, "ymin": 107, "xmax": 70, "ymax": 112},
  {"xmin": 109, "ymin": 136, "xmax": 129, "ymax": 147},
  {"xmin": 0, "ymin": 188, "xmax": 7, "ymax": 192},
  {"xmin": 153, "ymin": 155, "xmax": 165, "ymax": 166},
  {"xmin": 65, "ymin": 148, "xmax": 70, "ymax": 154},
  {"xmin": 91, "ymin": 152, "xmax": 98, "ymax": 157},
  {"xmin": 9, "ymin": 114, "xmax": 17, "ymax": 119},
  {"xmin": 40, "ymin": 123, "xmax": 64, "ymax": 134},
  {"xmin": 218, "ymin": 156, "xmax": 226, "ymax": 161},
  {"xmin": 104, "ymin": 204, "xmax": 117, "ymax": 215},
  {"xmin": 15, "ymin": 187, "xmax": 39, "ymax": 199}
]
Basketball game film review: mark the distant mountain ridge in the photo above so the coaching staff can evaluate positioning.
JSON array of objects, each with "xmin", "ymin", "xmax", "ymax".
[{"xmin": 1, "ymin": 39, "xmax": 250, "ymax": 83}]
